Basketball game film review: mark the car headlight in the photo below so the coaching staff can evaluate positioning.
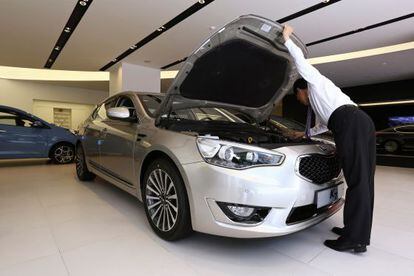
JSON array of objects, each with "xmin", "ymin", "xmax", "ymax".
[{"xmin": 196, "ymin": 137, "xmax": 285, "ymax": 169}]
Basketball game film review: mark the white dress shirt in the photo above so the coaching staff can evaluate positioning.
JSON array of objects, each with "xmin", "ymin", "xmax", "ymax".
[{"xmin": 284, "ymin": 39, "xmax": 357, "ymax": 136}]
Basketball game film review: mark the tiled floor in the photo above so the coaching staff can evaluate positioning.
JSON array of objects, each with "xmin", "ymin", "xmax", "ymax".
[{"xmin": 0, "ymin": 160, "xmax": 414, "ymax": 276}]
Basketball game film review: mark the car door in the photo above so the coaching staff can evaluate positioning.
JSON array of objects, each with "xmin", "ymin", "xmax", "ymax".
[
  {"xmin": 99, "ymin": 95, "xmax": 138, "ymax": 187},
  {"xmin": 0, "ymin": 109, "xmax": 48, "ymax": 159},
  {"xmin": 82, "ymin": 98, "xmax": 117, "ymax": 166}
]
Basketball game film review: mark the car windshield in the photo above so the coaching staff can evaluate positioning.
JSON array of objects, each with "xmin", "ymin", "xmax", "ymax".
[{"xmin": 139, "ymin": 94, "xmax": 250, "ymax": 123}]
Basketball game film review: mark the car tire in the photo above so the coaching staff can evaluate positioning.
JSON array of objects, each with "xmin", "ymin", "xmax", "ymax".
[
  {"xmin": 50, "ymin": 143, "xmax": 75, "ymax": 164},
  {"xmin": 75, "ymin": 144, "xmax": 96, "ymax": 181},
  {"xmin": 384, "ymin": 140, "xmax": 400, "ymax": 153},
  {"xmin": 143, "ymin": 158, "xmax": 192, "ymax": 241}
]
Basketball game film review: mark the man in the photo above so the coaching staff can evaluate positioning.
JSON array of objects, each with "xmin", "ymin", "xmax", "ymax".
[{"xmin": 282, "ymin": 25, "xmax": 376, "ymax": 253}]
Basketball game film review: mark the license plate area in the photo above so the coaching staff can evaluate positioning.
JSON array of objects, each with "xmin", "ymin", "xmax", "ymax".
[{"xmin": 316, "ymin": 185, "xmax": 339, "ymax": 209}]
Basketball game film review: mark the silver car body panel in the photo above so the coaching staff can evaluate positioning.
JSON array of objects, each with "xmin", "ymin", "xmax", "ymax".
[{"xmin": 79, "ymin": 90, "xmax": 345, "ymax": 238}]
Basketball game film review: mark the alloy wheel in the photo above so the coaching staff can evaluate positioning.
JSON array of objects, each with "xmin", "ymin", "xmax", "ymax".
[
  {"xmin": 54, "ymin": 145, "xmax": 74, "ymax": 164},
  {"xmin": 145, "ymin": 169, "xmax": 178, "ymax": 232}
]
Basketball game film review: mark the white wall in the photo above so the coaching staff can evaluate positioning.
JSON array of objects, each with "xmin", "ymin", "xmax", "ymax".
[
  {"xmin": 0, "ymin": 78, "xmax": 108, "ymax": 113},
  {"xmin": 32, "ymin": 100, "xmax": 95, "ymax": 130},
  {"xmin": 109, "ymin": 62, "xmax": 160, "ymax": 96}
]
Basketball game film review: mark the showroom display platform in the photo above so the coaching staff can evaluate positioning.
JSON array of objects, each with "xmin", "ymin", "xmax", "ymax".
[{"xmin": 0, "ymin": 163, "xmax": 414, "ymax": 275}]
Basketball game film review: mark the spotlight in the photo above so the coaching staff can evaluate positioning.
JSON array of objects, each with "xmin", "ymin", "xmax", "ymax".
[
  {"xmin": 79, "ymin": 1, "xmax": 87, "ymax": 6},
  {"xmin": 199, "ymin": 0, "xmax": 205, "ymax": 4},
  {"xmin": 54, "ymin": 46, "xmax": 60, "ymax": 51},
  {"xmin": 64, "ymin": 27, "xmax": 71, "ymax": 33}
]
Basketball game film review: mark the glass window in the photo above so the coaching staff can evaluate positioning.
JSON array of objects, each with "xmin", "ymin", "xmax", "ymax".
[
  {"xmin": 0, "ymin": 111, "xmax": 18, "ymax": 126},
  {"xmin": 397, "ymin": 126, "xmax": 414, "ymax": 133},
  {"xmin": 139, "ymin": 95, "xmax": 163, "ymax": 117},
  {"xmin": 0, "ymin": 110, "xmax": 34, "ymax": 127}
]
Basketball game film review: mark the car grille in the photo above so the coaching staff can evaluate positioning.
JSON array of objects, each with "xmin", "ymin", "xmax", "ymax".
[{"xmin": 298, "ymin": 154, "xmax": 341, "ymax": 184}]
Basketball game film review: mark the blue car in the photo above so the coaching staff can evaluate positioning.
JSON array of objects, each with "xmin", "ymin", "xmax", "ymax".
[{"xmin": 0, "ymin": 105, "xmax": 77, "ymax": 164}]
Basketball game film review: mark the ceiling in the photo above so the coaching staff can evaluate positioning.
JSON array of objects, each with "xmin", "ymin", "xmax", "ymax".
[{"xmin": 0, "ymin": 0, "xmax": 413, "ymax": 87}]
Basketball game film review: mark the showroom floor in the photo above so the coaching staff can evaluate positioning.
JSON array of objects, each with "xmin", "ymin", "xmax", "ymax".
[{"xmin": 0, "ymin": 161, "xmax": 413, "ymax": 276}]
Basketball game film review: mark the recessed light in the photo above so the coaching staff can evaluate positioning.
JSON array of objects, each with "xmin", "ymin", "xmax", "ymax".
[
  {"xmin": 64, "ymin": 27, "xmax": 71, "ymax": 33},
  {"xmin": 199, "ymin": 0, "xmax": 205, "ymax": 4},
  {"xmin": 54, "ymin": 46, "xmax": 60, "ymax": 51},
  {"xmin": 157, "ymin": 26, "xmax": 166, "ymax": 32},
  {"xmin": 48, "ymin": 59, "xmax": 53, "ymax": 62},
  {"xmin": 130, "ymin": 45, "xmax": 137, "ymax": 50},
  {"xmin": 79, "ymin": 1, "xmax": 87, "ymax": 6},
  {"xmin": 112, "ymin": 59, "xmax": 117, "ymax": 62},
  {"xmin": 323, "ymin": 0, "xmax": 330, "ymax": 3}
]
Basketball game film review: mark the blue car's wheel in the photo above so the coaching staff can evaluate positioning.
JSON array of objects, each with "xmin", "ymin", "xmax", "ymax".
[{"xmin": 50, "ymin": 143, "xmax": 75, "ymax": 164}]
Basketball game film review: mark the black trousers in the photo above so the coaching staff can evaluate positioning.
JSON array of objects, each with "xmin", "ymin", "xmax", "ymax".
[{"xmin": 328, "ymin": 105, "xmax": 376, "ymax": 244}]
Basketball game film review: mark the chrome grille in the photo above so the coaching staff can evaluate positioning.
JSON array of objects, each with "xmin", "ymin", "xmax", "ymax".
[{"xmin": 298, "ymin": 154, "xmax": 341, "ymax": 184}]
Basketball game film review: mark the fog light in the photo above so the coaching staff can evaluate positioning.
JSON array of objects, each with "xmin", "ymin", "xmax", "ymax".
[
  {"xmin": 217, "ymin": 202, "xmax": 271, "ymax": 224},
  {"xmin": 227, "ymin": 205, "xmax": 254, "ymax": 217}
]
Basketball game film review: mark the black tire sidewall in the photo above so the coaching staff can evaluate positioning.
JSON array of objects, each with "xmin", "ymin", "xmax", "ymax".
[
  {"xmin": 75, "ymin": 144, "xmax": 95, "ymax": 181},
  {"xmin": 142, "ymin": 158, "xmax": 192, "ymax": 241}
]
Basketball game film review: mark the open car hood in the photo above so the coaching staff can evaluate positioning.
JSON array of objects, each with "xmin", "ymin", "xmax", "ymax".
[{"xmin": 156, "ymin": 14, "xmax": 308, "ymax": 123}]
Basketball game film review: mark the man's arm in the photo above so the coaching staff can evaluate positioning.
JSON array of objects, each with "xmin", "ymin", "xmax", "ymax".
[
  {"xmin": 309, "ymin": 115, "xmax": 328, "ymax": 136},
  {"xmin": 282, "ymin": 25, "xmax": 323, "ymax": 85}
]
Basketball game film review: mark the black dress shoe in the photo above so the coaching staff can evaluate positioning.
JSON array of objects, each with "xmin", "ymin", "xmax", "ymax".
[
  {"xmin": 324, "ymin": 238, "xmax": 367, "ymax": 253},
  {"xmin": 331, "ymin": 227, "xmax": 344, "ymax": 236}
]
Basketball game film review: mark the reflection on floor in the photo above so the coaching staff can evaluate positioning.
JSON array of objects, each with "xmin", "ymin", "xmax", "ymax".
[{"xmin": 0, "ymin": 162, "xmax": 414, "ymax": 275}]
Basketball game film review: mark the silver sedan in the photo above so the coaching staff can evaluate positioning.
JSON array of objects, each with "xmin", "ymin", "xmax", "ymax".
[{"xmin": 76, "ymin": 15, "xmax": 344, "ymax": 240}]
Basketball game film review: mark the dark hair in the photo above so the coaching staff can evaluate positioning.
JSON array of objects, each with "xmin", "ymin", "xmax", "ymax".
[{"xmin": 293, "ymin": 78, "xmax": 308, "ymax": 95}]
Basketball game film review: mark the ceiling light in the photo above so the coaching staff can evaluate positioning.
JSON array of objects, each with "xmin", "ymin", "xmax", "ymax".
[
  {"xmin": 54, "ymin": 46, "xmax": 60, "ymax": 51},
  {"xmin": 0, "ymin": 65, "xmax": 109, "ymax": 81},
  {"xmin": 359, "ymin": 100, "xmax": 414, "ymax": 107},
  {"xmin": 48, "ymin": 59, "xmax": 53, "ymax": 62},
  {"xmin": 79, "ymin": 1, "xmax": 87, "ymax": 6},
  {"xmin": 308, "ymin": 41, "xmax": 414, "ymax": 65},
  {"xmin": 130, "ymin": 45, "xmax": 137, "ymax": 50},
  {"xmin": 157, "ymin": 26, "xmax": 166, "ymax": 32},
  {"xmin": 112, "ymin": 59, "xmax": 117, "ymax": 62},
  {"xmin": 198, "ymin": 0, "xmax": 205, "ymax": 4},
  {"xmin": 64, "ymin": 27, "xmax": 71, "ymax": 33}
]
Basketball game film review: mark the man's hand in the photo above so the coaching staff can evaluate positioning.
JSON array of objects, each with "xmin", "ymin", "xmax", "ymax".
[
  {"xmin": 285, "ymin": 130, "xmax": 305, "ymax": 140},
  {"xmin": 282, "ymin": 24, "xmax": 294, "ymax": 42}
]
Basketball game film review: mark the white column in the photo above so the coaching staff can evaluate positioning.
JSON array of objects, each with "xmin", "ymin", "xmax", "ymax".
[{"xmin": 109, "ymin": 62, "xmax": 160, "ymax": 96}]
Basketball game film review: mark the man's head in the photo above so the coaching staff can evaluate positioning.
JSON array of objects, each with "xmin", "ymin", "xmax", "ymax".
[{"xmin": 293, "ymin": 78, "xmax": 309, "ymax": 106}]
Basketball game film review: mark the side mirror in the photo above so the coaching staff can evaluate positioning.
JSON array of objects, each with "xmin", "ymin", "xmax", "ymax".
[
  {"xmin": 107, "ymin": 107, "xmax": 136, "ymax": 122},
  {"xmin": 32, "ymin": 121, "xmax": 44, "ymax": 128}
]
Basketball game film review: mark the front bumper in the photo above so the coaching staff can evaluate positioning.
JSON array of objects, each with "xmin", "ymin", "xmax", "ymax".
[{"xmin": 181, "ymin": 145, "xmax": 345, "ymax": 238}]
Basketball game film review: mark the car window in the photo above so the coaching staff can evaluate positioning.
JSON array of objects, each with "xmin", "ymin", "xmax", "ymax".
[
  {"xmin": 0, "ymin": 111, "xmax": 34, "ymax": 127},
  {"xmin": 139, "ymin": 95, "xmax": 163, "ymax": 117},
  {"xmin": 396, "ymin": 126, "xmax": 414, "ymax": 133}
]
